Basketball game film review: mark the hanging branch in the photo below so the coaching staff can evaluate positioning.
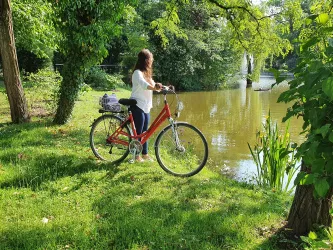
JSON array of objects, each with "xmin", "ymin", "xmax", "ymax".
[
  {"xmin": 228, "ymin": 15, "xmax": 250, "ymax": 51},
  {"xmin": 208, "ymin": 0, "xmax": 261, "ymax": 27},
  {"xmin": 221, "ymin": 2, "xmax": 262, "ymax": 48},
  {"xmin": 207, "ymin": 0, "xmax": 269, "ymax": 50}
]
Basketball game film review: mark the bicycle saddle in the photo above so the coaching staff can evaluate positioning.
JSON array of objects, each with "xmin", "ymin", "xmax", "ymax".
[{"xmin": 118, "ymin": 98, "xmax": 137, "ymax": 106}]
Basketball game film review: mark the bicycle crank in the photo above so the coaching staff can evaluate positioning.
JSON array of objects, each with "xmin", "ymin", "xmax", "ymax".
[{"xmin": 129, "ymin": 140, "xmax": 143, "ymax": 163}]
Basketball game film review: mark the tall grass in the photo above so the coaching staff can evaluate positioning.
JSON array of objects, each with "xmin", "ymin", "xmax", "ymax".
[{"xmin": 248, "ymin": 112, "xmax": 300, "ymax": 193}]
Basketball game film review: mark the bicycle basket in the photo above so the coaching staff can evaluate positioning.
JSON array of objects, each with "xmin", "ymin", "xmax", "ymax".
[{"xmin": 99, "ymin": 93, "xmax": 122, "ymax": 112}]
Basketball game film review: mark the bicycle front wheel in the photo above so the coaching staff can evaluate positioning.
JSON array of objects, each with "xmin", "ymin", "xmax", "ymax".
[
  {"xmin": 155, "ymin": 122, "xmax": 208, "ymax": 177},
  {"xmin": 90, "ymin": 114, "xmax": 130, "ymax": 163}
]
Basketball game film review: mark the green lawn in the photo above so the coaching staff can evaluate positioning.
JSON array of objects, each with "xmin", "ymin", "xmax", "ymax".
[{"xmin": 0, "ymin": 86, "xmax": 293, "ymax": 249}]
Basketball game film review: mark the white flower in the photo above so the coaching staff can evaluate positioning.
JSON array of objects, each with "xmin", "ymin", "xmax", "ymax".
[{"xmin": 41, "ymin": 217, "xmax": 49, "ymax": 224}]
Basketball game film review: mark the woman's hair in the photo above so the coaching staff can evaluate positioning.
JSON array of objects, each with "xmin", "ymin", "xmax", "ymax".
[{"xmin": 134, "ymin": 49, "xmax": 153, "ymax": 83}]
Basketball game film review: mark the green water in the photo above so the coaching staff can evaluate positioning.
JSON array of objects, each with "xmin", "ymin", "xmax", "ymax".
[{"xmin": 151, "ymin": 78, "xmax": 304, "ymax": 180}]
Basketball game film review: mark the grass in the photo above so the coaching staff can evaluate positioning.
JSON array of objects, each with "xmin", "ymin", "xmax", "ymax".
[{"xmin": 0, "ymin": 84, "xmax": 294, "ymax": 249}]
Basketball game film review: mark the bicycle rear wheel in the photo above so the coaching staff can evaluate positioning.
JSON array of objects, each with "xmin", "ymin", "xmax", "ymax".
[
  {"xmin": 154, "ymin": 122, "xmax": 208, "ymax": 177},
  {"xmin": 90, "ymin": 114, "xmax": 130, "ymax": 163}
]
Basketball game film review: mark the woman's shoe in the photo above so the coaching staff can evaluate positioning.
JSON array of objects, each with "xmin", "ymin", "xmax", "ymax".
[
  {"xmin": 135, "ymin": 156, "xmax": 144, "ymax": 162},
  {"xmin": 142, "ymin": 154, "xmax": 154, "ymax": 162}
]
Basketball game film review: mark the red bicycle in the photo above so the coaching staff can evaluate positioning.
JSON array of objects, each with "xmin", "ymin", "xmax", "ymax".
[{"xmin": 89, "ymin": 86, "xmax": 208, "ymax": 177}]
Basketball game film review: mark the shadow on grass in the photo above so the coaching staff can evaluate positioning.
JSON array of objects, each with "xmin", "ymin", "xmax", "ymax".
[
  {"xmin": 257, "ymin": 226, "xmax": 304, "ymax": 250},
  {"xmin": 0, "ymin": 155, "xmax": 293, "ymax": 250},
  {"xmin": 1, "ymin": 177, "xmax": 287, "ymax": 249},
  {"xmin": 0, "ymin": 119, "xmax": 92, "ymax": 155},
  {"xmin": 0, "ymin": 120, "xmax": 123, "ymax": 189},
  {"xmin": 0, "ymin": 153, "xmax": 122, "ymax": 190},
  {"xmin": 0, "ymin": 118, "xmax": 54, "ymax": 132},
  {"xmin": 87, "ymin": 176, "xmax": 291, "ymax": 249},
  {"xmin": 0, "ymin": 224, "xmax": 95, "ymax": 250}
]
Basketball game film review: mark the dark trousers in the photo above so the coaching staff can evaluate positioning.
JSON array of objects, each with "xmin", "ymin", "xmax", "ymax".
[{"xmin": 131, "ymin": 105, "xmax": 150, "ymax": 155}]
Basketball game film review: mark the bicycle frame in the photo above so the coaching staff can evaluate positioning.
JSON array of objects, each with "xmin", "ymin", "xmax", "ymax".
[
  {"xmin": 107, "ymin": 96, "xmax": 173, "ymax": 147},
  {"xmin": 90, "ymin": 86, "xmax": 208, "ymax": 176}
]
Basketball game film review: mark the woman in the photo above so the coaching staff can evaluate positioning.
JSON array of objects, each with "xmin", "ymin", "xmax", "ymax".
[{"xmin": 130, "ymin": 49, "xmax": 162, "ymax": 162}]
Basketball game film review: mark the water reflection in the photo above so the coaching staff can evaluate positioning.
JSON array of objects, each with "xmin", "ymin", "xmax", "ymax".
[{"xmin": 151, "ymin": 77, "xmax": 304, "ymax": 180}]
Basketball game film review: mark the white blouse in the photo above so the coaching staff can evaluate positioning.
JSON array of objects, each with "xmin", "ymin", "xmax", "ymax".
[{"xmin": 130, "ymin": 69, "xmax": 155, "ymax": 113}]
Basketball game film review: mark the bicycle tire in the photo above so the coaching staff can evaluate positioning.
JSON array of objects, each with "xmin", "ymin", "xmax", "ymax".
[
  {"xmin": 90, "ymin": 114, "xmax": 130, "ymax": 163},
  {"xmin": 154, "ymin": 122, "xmax": 208, "ymax": 177}
]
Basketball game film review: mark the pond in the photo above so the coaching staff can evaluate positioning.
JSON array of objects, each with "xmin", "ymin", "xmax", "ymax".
[{"xmin": 151, "ymin": 76, "xmax": 305, "ymax": 181}]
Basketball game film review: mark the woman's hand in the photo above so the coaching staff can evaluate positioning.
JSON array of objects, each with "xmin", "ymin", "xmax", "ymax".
[{"xmin": 154, "ymin": 82, "xmax": 163, "ymax": 91}]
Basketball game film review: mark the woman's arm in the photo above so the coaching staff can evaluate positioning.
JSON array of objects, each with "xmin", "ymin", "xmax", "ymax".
[
  {"xmin": 133, "ymin": 70, "xmax": 162, "ymax": 91},
  {"xmin": 147, "ymin": 82, "xmax": 162, "ymax": 91}
]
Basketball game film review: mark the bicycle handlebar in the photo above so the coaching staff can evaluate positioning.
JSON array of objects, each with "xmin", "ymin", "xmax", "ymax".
[{"xmin": 161, "ymin": 85, "xmax": 175, "ymax": 94}]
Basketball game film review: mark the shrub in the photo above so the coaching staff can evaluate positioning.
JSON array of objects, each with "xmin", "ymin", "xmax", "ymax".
[
  {"xmin": 106, "ymin": 73, "xmax": 125, "ymax": 88},
  {"xmin": 17, "ymin": 49, "xmax": 52, "ymax": 73},
  {"xmin": 79, "ymin": 83, "xmax": 93, "ymax": 95},
  {"xmin": 85, "ymin": 67, "xmax": 125, "ymax": 90},
  {"xmin": 23, "ymin": 68, "xmax": 61, "ymax": 116}
]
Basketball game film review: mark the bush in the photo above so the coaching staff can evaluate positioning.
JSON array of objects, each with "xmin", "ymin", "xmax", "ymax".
[
  {"xmin": 17, "ymin": 48, "xmax": 52, "ymax": 73},
  {"xmin": 85, "ymin": 67, "xmax": 125, "ymax": 90},
  {"xmin": 178, "ymin": 77, "xmax": 202, "ymax": 91},
  {"xmin": 23, "ymin": 68, "xmax": 61, "ymax": 116},
  {"xmin": 106, "ymin": 73, "xmax": 125, "ymax": 88}
]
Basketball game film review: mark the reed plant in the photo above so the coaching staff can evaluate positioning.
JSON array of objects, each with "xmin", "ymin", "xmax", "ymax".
[{"xmin": 248, "ymin": 112, "xmax": 300, "ymax": 192}]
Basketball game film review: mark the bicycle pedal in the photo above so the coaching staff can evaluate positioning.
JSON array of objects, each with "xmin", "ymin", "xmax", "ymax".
[{"xmin": 128, "ymin": 159, "xmax": 135, "ymax": 164}]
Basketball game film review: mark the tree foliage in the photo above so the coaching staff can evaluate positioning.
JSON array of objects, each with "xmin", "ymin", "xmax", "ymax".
[
  {"xmin": 11, "ymin": 0, "xmax": 57, "ymax": 59},
  {"xmin": 203, "ymin": 0, "xmax": 293, "ymax": 81},
  {"xmin": 122, "ymin": 1, "xmax": 241, "ymax": 90},
  {"xmin": 4, "ymin": 0, "xmax": 307, "ymax": 120},
  {"xmin": 52, "ymin": 0, "xmax": 135, "ymax": 124},
  {"xmin": 147, "ymin": 0, "xmax": 293, "ymax": 84},
  {"xmin": 276, "ymin": 4, "xmax": 333, "ymax": 198}
]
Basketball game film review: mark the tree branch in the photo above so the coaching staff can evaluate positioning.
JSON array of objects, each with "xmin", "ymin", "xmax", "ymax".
[
  {"xmin": 208, "ymin": 0, "xmax": 259, "ymax": 23},
  {"xmin": 207, "ymin": 0, "xmax": 265, "ymax": 46}
]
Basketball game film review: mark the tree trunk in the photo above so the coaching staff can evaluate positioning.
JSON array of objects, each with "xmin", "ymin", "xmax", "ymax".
[
  {"xmin": 286, "ymin": 161, "xmax": 333, "ymax": 235},
  {"xmin": 0, "ymin": 0, "xmax": 30, "ymax": 123},
  {"xmin": 246, "ymin": 53, "xmax": 252, "ymax": 87},
  {"xmin": 53, "ymin": 61, "xmax": 83, "ymax": 124}
]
